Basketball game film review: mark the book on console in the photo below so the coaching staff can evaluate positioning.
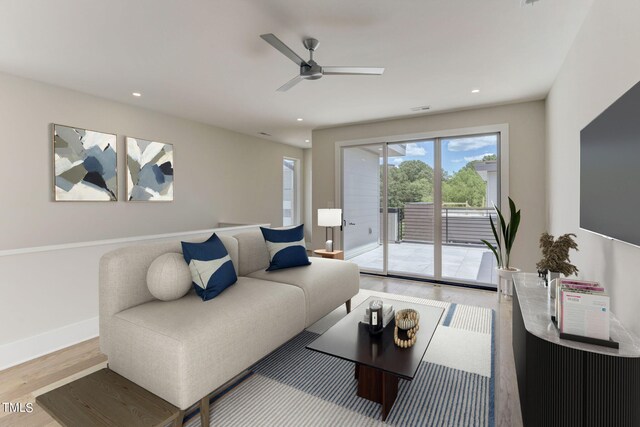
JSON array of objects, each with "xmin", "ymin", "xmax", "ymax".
[
  {"xmin": 554, "ymin": 278, "xmax": 605, "ymax": 321},
  {"xmin": 558, "ymin": 281, "xmax": 610, "ymax": 341}
]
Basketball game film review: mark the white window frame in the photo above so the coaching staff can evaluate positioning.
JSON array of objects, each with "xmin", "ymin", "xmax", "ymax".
[{"xmin": 283, "ymin": 157, "xmax": 301, "ymax": 226}]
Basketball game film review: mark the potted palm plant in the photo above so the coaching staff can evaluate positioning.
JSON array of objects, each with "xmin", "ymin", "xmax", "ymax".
[{"xmin": 481, "ymin": 197, "xmax": 521, "ymax": 294}]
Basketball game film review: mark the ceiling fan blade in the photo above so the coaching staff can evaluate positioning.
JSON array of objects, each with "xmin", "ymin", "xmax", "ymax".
[
  {"xmin": 322, "ymin": 66, "xmax": 385, "ymax": 76},
  {"xmin": 260, "ymin": 33, "xmax": 308, "ymax": 67},
  {"xmin": 277, "ymin": 75, "xmax": 303, "ymax": 92}
]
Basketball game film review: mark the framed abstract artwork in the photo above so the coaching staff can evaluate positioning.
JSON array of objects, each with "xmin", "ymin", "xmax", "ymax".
[
  {"xmin": 53, "ymin": 124, "xmax": 117, "ymax": 201},
  {"xmin": 126, "ymin": 137, "xmax": 174, "ymax": 201}
]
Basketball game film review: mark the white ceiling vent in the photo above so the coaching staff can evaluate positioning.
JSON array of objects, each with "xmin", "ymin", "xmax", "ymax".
[{"xmin": 410, "ymin": 105, "xmax": 431, "ymax": 112}]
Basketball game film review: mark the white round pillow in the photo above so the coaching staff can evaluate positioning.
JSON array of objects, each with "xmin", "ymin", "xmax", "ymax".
[{"xmin": 147, "ymin": 253, "xmax": 192, "ymax": 301}]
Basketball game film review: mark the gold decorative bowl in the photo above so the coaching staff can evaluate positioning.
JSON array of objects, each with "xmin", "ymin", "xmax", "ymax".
[{"xmin": 395, "ymin": 309, "xmax": 420, "ymax": 330}]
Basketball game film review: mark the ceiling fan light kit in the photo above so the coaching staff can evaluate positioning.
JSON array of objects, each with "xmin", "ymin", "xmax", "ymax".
[{"xmin": 260, "ymin": 33, "xmax": 385, "ymax": 91}]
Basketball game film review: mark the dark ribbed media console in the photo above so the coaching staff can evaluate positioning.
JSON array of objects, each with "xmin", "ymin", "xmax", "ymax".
[{"xmin": 512, "ymin": 273, "xmax": 640, "ymax": 427}]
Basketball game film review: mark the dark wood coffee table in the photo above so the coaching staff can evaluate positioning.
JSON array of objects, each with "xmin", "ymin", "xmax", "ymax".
[{"xmin": 307, "ymin": 296, "xmax": 444, "ymax": 420}]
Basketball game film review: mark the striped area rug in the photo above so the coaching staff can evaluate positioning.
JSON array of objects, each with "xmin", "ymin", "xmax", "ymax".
[{"xmin": 185, "ymin": 289, "xmax": 495, "ymax": 427}]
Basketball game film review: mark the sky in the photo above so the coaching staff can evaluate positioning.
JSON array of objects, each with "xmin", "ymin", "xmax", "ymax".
[{"xmin": 387, "ymin": 134, "xmax": 498, "ymax": 173}]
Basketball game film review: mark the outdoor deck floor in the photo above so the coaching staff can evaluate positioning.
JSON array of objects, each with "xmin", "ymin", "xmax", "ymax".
[{"xmin": 347, "ymin": 242, "xmax": 498, "ymax": 287}]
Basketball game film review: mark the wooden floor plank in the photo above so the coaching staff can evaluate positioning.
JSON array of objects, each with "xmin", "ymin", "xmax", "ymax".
[
  {"xmin": 0, "ymin": 338, "xmax": 104, "ymax": 426},
  {"xmin": 0, "ymin": 401, "xmax": 61, "ymax": 427},
  {"xmin": 0, "ymin": 338, "xmax": 105, "ymax": 402}
]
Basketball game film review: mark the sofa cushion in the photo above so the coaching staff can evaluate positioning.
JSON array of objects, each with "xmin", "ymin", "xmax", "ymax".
[
  {"xmin": 181, "ymin": 233, "xmax": 237, "ymax": 301},
  {"xmin": 109, "ymin": 277, "xmax": 306, "ymax": 410},
  {"xmin": 260, "ymin": 225, "xmax": 311, "ymax": 271},
  {"xmin": 146, "ymin": 253, "xmax": 192, "ymax": 301},
  {"xmin": 248, "ymin": 257, "xmax": 360, "ymax": 327},
  {"xmin": 100, "ymin": 241, "xmax": 182, "ymax": 355},
  {"xmin": 234, "ymin": 230, "xmax": 270, "ymax": 276},
  {"xmin": 217, "ymin": 234, "xmax": 239, "ymax": 275}
]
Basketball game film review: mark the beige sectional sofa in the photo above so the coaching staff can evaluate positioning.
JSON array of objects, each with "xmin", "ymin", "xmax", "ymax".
[{"xmin": 99, "ymin": 229, "xmax": 359, "ymax": 415}]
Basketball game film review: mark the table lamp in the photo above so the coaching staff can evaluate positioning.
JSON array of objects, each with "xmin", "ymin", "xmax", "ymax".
[{"xmin": 318, "ymin": 208, "xmax": 342, "ymax": 252}]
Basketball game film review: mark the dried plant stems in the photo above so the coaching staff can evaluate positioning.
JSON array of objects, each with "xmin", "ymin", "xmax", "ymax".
[{"xmin": 536, "ymin": 232, "xmax": 579, "ymax": 276}]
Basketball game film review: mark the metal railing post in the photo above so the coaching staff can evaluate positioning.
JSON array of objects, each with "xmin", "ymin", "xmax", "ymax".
[{"xmin": 445, "ymin": 208, "xmax": 449, "ymax": 244}]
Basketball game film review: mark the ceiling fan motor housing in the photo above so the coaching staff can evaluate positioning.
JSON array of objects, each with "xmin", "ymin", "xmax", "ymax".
[{"xmin": 301, "ymin": 60, "xmax": 323, "ymax": 80}]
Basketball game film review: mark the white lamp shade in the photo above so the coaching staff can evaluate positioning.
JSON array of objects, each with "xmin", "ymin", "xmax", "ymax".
[{"xmin": 318, "ymin": 209, "xmax": 342, "ymax": 227}]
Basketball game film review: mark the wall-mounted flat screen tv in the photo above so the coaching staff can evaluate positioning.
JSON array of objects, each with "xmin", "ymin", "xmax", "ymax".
[{"xmin": 581, "ymin": 80, "xmax": 640, "ymax": 247}]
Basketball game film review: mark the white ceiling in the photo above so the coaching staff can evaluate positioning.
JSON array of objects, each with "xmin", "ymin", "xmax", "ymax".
[{"xmin": 0, "ymin": 0, "xmax": 592, "ymax": 148}]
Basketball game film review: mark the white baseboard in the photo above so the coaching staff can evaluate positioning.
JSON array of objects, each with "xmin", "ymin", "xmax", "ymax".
[{"xmin": 0, "ymin": 316, "xmax": 98, "ymax": 371}]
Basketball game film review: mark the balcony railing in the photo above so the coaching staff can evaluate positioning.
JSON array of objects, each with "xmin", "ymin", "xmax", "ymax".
[{"xmin": 386, "ymin": 203, "xmax": 497, "ymax": 246}]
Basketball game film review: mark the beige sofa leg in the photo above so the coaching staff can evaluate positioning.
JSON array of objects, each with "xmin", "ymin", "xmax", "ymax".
[
  {"xmin": 173, "ymin": 410, "xmax": 185, "ymax": 426},
  {"xmin": 200, "ymin": 396, "xmax": 210, "ymax": 426},
  {"xmin": 345, "ymin": 299, "xmax": 351, "ymax": 314}
]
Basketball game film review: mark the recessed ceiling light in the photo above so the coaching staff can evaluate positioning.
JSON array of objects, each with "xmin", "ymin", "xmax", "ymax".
[
  {"xmin": 305, "ymin": 139, "xmax": 310, "ymax": 143},
  {"xmin": 471, "ymin": 89, "xmax": 480, "ymax": 94},
  {"xmin": 296, "ymin": 118, "xmax": 303, "ymax": 122},
  {"xmin": 132, "ymin": 92, "xmax": 142, "ymax": 97}
]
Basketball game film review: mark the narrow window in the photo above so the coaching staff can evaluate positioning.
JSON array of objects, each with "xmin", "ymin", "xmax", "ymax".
[{"xmin": 283, "ymin": 158, "xmax": 299, "ymax": 226}]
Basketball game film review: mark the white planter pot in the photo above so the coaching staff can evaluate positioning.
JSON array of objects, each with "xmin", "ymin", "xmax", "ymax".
[{"xmin": 497, "ymin": 267, "xmax": 521, "ymax": 295}]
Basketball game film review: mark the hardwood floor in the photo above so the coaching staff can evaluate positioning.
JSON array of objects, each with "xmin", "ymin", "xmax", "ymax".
[
  {"xmin": 0, "ymin": 275, "xmax": 522, "ymax": 426},
  {"xmin": 0, "ymin": 337, "xmax": 106, "ymax": 427},
  {"xmin": 360, "ymin": 274, "xmax": 500, "ymax": 309}
]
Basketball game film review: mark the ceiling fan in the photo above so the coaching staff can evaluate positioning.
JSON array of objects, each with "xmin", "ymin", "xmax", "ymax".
[{"xmin": 260, "ymin": 33, "xmax": 385, "ymax": 92}]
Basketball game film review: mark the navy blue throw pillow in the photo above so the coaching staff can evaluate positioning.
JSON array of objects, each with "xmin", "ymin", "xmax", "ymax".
[
  {"xmin": 181, "ymin": 233, "xmax": 237, "ymax": 301},
  {"xmin": 260, "ymin": 224, "xmax": 311, "ymax": 271}
]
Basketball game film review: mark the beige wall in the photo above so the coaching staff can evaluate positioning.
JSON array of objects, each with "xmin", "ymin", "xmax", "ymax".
[
  {"xmin": 546, "ymin": 0, "xmax": 640, "ymax": 336},
  {"xmin": 0, "ymin": 72, "xmax": 303, "ymax": 366},
  {"xmin": 0, "ymin": 71, "xmax": 303, "ymax": 251},
  {"xmin": 312, "ymin": 100, "xmax": 546, "ymax": 273}
]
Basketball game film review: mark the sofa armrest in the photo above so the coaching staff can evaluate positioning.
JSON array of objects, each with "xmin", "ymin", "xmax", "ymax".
[{"xmin": 99, "ymin": 241, "xmax": 181, "ymax": 355}]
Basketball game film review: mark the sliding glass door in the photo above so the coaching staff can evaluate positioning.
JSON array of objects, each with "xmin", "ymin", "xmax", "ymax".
[
  {"xmin": 440, "ymin": 135, "xmax": 499, "ymax": 285},
  {"xmin": 342, "ymin": 133, "xmax": 500, "ymax": 289},
  {"xmin": 342, "ymin": 143, "xmax": 385, "ymax": 274},
  {"xmin": 386, "ymin": 140, "xmax": 436, "ymax": 277}
]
